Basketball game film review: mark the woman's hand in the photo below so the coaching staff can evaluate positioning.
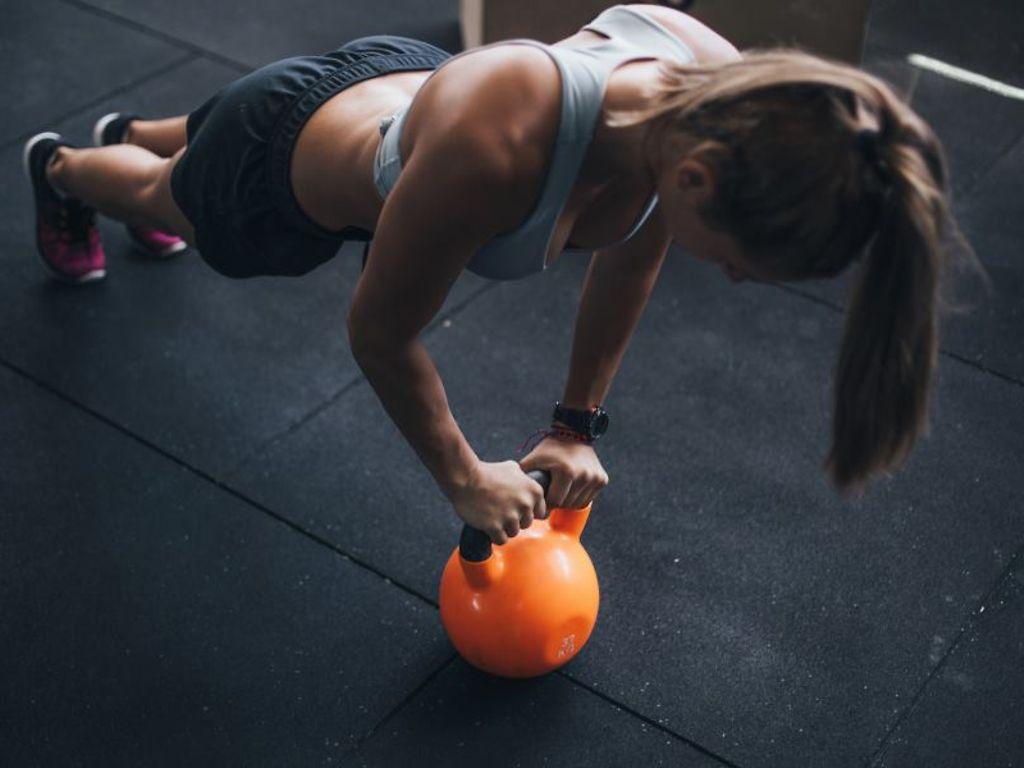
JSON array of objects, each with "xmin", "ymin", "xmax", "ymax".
[
  {"xmin": 518, "ymin": 436, "xmax": 609, "ymax": 510},
  {"xmin": 447, "ymin": 460, "xmax": 548, "ymax": 545}
]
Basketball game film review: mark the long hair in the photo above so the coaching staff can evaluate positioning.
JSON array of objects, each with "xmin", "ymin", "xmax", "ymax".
[{"xmin": 608, "ymin": 48, "xmax": 985, "ymax": 495}]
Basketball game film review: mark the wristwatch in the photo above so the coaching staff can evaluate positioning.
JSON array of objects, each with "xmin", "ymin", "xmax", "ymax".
[{"xmin": 551, "ymin": 402, "xmax": 610, "ymax": 442}]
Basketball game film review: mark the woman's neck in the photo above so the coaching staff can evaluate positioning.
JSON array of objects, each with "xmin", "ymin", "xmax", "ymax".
[{"xmin": 583, "ymin": 60, "xmax": 665, "ymax": 197}]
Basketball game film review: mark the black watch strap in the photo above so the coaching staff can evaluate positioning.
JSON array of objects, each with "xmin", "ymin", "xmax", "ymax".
[{"xmin": 551, "ymin": 402, "xmax": 609, "ymax": 441}]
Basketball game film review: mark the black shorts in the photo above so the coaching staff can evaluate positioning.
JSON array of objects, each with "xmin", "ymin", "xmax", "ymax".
[{"xmin": 170, "ymin": 36, "xmax": 452, "ymax": 278}]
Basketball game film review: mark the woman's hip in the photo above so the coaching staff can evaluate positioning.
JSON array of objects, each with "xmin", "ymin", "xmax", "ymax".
[{"xmin": 169, "ymin": 36, "xmax": 451, "ymax": 278}]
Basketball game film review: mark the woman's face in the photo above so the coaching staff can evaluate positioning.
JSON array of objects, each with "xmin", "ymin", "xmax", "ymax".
[
  {"xmin": 656, "ymin": 155, "xmax": 767, "ymax": 284},
  {"xmin": 675, "ymin": 208, "xmax": 757, "ymax": 284}
]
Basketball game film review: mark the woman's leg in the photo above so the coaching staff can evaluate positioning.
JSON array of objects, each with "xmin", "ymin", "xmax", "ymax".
[
  {"xmin": 123, "ymin": 116, "xmax": 188, "ymax": 158},
  {"xmin": 47, "ymin": 144, "xmax": 195, "ymax": 246}
]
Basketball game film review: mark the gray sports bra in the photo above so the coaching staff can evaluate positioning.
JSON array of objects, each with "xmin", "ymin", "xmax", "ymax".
[{"xmin": 373, "ymin": 5, "xmax": 696, "ymax": 280}]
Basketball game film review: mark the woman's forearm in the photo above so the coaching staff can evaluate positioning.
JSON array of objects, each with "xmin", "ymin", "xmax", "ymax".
[
  {"xmin": 561, "ymin": 249, "xmax": 667, "ymax": 410},
  {"xmin": 353, "ymin": 339, "xmax": 479, "ymax": 497}
]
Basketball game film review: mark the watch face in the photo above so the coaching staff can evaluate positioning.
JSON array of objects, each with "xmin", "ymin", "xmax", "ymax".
[{"xmin": 593, "ymin": 410, "xmax": 610, "ymax": 436}]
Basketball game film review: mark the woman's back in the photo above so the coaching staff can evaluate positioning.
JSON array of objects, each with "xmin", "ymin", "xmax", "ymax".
[{"xmin": 291, "ymin": 5, "xmax": 739, "ymax": 277}]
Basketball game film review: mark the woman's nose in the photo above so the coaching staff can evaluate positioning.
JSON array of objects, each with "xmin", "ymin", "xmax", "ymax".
[{"xmin": 722, "ymin": 262, "xmax": 748, "ymax": 283}]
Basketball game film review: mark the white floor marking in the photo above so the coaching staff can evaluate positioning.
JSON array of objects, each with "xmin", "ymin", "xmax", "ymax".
[{"xmin": 907, "ymin": 54, "xmax": 1024, "ymax": 101}]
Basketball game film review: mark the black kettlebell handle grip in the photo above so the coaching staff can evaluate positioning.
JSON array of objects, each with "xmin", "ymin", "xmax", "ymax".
[{"xmin": 459, "ymin": 469, "xmax": 551, "ymax": 562}]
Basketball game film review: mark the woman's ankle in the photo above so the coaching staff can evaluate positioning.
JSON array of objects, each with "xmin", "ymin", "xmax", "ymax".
[
  {"xmin": 122, "ymin": 120, "xmax": 138, "ymax": 145},
  {"xmin": 45, "ymin": 146, "xmax": 73, "ymax": 198}
]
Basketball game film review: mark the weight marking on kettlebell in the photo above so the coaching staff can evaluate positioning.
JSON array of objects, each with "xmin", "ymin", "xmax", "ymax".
[{"xmin": 557, "ymin": 633, "xmax": 576, "ymax": 659}]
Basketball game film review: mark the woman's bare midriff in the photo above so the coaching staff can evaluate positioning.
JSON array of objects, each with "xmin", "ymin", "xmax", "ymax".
[{"xmin": 290, "ymin": 70, "xmax": 431, "ymax": 234}]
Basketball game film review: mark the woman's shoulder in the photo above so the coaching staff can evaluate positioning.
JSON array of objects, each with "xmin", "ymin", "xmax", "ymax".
[
  {"xmin": 403, "ymin": 44, "xmax": 561, "ymax": 185},
  {"xmin": 375, "ymin": 44, "xmax": 562, "ymax": 239},
  {"xmin": 625, "ymin": 4, "xmax": 742, "ymax": 65}
]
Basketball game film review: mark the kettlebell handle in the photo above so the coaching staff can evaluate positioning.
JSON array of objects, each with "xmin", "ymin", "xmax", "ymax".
[{"xmin": 459, "ymin": 469, "xmax": 551, "ymax": 562}]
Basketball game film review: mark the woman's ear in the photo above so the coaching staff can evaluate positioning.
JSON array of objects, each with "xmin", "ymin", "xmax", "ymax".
[{"xmin": 675, "ymin": 156, "xmax": 716, "ymax": 207}]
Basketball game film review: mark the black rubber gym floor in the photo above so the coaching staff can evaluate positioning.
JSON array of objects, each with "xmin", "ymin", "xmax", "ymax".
[{"xmin": 2, "ymin": 1, "xmax": 1022, "ymax": 765}]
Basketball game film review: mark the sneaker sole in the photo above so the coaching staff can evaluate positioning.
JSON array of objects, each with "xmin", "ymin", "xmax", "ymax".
[
  {"xmin": 129, "ymin": 237, "xmax": 189, "ymax": 259},
  {"xmin": 155, "ymin": 239, "xmax": 189, "ymax": 257},
  {"xmin": 40, "ymin": 261, "xmax": 106, "ymax": 284},
  {"xmin": 22, "ymin": 131, "xmax": 107, "ymax": 285},
  {"xmin": 92, "ymin": 112, "xmax": 122, "ymax": 147},
  {"xmin": 21, "ymin": 131, "xmax": 62, "ymax": 182}
]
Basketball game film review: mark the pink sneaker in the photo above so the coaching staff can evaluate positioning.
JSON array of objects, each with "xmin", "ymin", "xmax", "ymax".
[
  {"xmin": 93, "ymin": 112, "xmax": 188, "ymax": 259},
  {"xmin": 23, "ymin": 132, "xmax": 106, "ymax": 284},
  {"xmin": 126, "ymin": 225, "xmax": 188, "ymax": 258}
]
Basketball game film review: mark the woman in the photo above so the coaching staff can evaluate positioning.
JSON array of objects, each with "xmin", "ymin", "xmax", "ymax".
[{"xmin": 22, "ymin": 4, "xmax": 976, "ymax": 543}]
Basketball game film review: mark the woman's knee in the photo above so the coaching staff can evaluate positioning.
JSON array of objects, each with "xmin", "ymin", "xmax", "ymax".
[{"xmin": 145, "ymin": 152, "xmax": 196, "ymax": 245}]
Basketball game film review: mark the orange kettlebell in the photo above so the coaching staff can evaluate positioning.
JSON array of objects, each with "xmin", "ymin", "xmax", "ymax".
[{"xmin": 439, "ymin": 470, "xmax": 600, "ymax": 678}]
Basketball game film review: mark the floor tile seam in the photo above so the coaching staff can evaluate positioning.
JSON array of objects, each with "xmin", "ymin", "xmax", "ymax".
[
  {"xmin": 865, "ymin": 540, "xmax": 1024, "ymax": 766},
  {"xmin": 556, "ymin": 671, "xmax": 744, "ymax": 768},
  {"xmin": 0, "ymin": 354, "xmax": 439, "ymax": 610},
  {"xmin": 939, "ymin": 349, "xmax": 1024, "ymax": 389},
  {"xmin": 220, "ymin": 371, "xmax": 367, "ymax": 484},
  {"xmin": 772, "ymin": 284, "xmax": 1024, "ymax": 390},
  {"xmin": 340, "ymin": 653, "xmax": 459, "ymax": 761},
  {"xmin": 863, "ymin": 39, "xmax": 1024, "ymax": 199},
  {"xmin": 6, "ymin": 264, "xmax": 1017, "ymax": 768},
  {"xmin": 54, "ymin": 0, "xmax": 252, "ymax": 73},
  {"xmin": 2, "ymin": 342, "xmax": 741, "ymax": 768},
  {"xmin": 955, "ymin": 125, "xmax": 1024, "ymax": 202},
  {"xmin": 220, "ymin": 278, "xmax": 503, "ymax": 481},
  {"xmin": 862, "ymin": 41, "xmax": 905, "ymax": 63},
  {"xmin": 0, "ymin": 53, "xmax": 195, "ymax": 153},
  {"xmin": 1, "ymin": 332, "xmax": 747, "ymax": 768},
  {"xmin": 340, "ymin": 651, "xmax": 743, "ymax": 768}
]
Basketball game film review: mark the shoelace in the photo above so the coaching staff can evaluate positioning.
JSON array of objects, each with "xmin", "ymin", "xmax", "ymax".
[{"xmin": 54, "ymin": 198, "xmax": 97, "ymax": 244}]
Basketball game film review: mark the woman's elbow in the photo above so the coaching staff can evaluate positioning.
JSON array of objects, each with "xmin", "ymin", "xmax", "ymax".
[
  {"xmin": 346, "ymin": 312, "xmax": 379, "ymax": 361},
  {"xmin": 346, "ymin": 313, "xmax": 408, "ymax": 363}
]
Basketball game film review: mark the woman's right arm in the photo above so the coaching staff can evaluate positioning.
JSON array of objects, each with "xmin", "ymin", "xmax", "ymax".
[{"xmin": 346, "ymin": 104, "xmax": 549, "ymax": 542}]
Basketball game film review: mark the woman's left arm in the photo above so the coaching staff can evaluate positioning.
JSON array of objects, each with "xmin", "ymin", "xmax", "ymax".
[
  {"xmin": 561, "ymin": 203, "xmax": 673, "ymax": 412},
  {"xmin": 519, "ymin": 204, "xmax": 673, "ymax": 509}
]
